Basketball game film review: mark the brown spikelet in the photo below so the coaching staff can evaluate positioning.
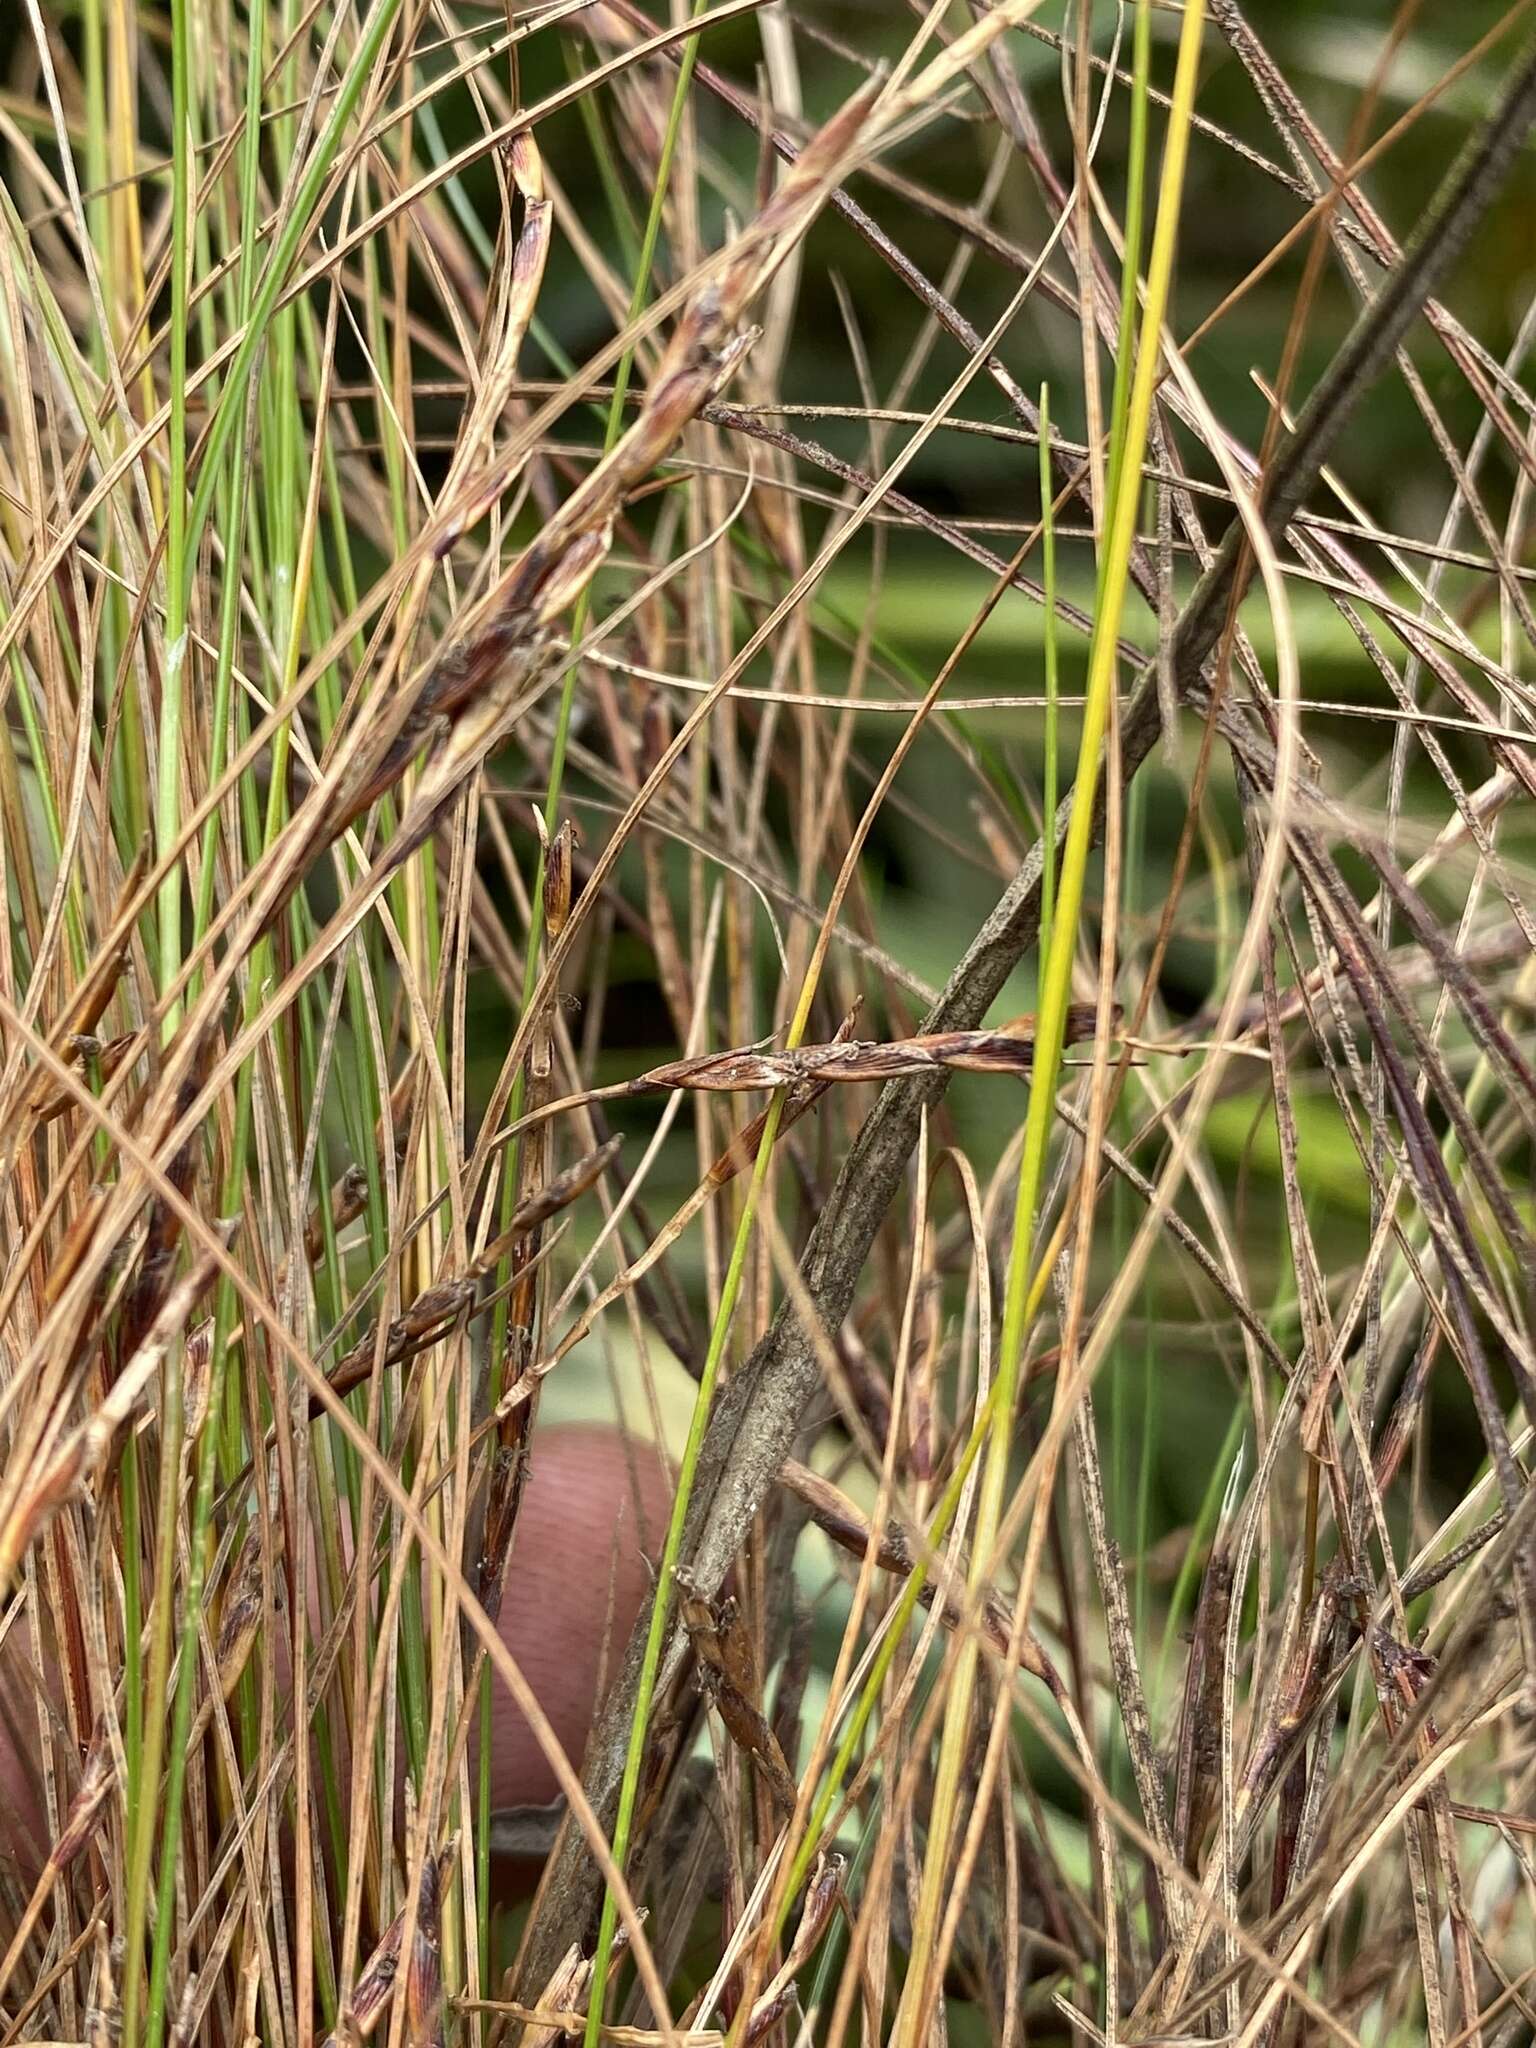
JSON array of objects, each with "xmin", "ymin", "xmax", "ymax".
[
  {"xmin": 473, "ymin": 1137, "xmax": 622, "ymax": 1269},
  {"xmin": 633, "ymin": 1005, "xmax": 1113, "ymax": 1097},
  {"xmin": 49, "ymin": 1712, "xmax": 115, "ymax": 1872},
  {"xmin": 304, "ymin": 1161, "xmax": 369, "ymax": 1266},
  {"xmin": 348, "ymin": 1904, "xmax": 404, "ymax": 2039},
  {"xmin": 1171, "ymin": 1530, "xmax": 1235, "ymax": 1877},
  {"xmin": 679, "ymin": 1573, "xmax": 799, "ymax": 1814},
  {"xmin": 182, "ymin": 1313, "xmax": 215, "ymax": 1442},
  {"xmin": 403, "ymin": 1848, "xmax": 445, "ymax": 2048},
  {"xmin": 543, "ymin": 818, "xmax": 575, "ymax": 939},
  {"xmin": 215, "ymin": 1520, "xmax": 267, "ymax": 1702},
  {"xmin": 1239, "ymin": 1564, "xmax": 1354, "ymax": 1821},
  {"xmin": 742, "ymin": 1851, "xmax": 845, "ymax": 2043},
  {"xmin": 324, "ymin": 1279, "xmax": 476, "ymax": 1409}
]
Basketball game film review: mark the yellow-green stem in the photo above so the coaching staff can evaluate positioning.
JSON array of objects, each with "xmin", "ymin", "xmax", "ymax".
[{"xmin": 896, "ymin": 3, "xmax": 1206, "ymax": 2032}]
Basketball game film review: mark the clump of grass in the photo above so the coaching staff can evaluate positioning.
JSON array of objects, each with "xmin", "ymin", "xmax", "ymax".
[{"xmin": 3, "ymin": 2, "xmax": 1536, "ymax": 2044}]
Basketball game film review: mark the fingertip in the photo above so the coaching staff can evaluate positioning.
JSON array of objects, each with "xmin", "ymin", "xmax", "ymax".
[{"xmin": 479, "ymin": 1422, "xmax": 672, "ymax": 1813}]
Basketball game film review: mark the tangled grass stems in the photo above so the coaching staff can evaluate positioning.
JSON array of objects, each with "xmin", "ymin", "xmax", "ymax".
[{"xmin": 4, "ymin": 4, "xmax": 1536, "ymax": 2045}]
